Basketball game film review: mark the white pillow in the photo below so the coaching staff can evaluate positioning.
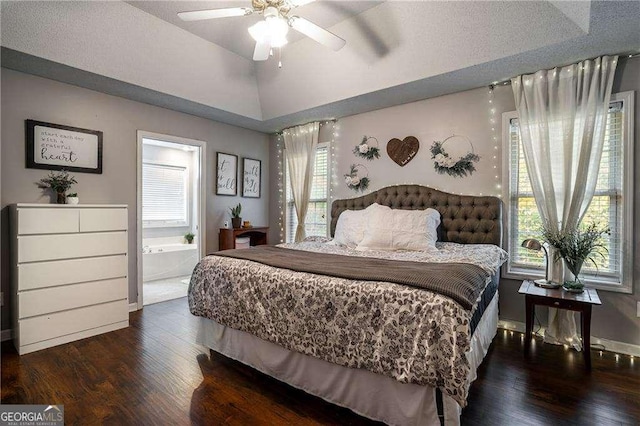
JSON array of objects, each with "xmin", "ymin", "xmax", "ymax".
[
  {"xmin": 333, "ymin": 204, "xmax": 382, "ymax": 247},
  {"xmin": 356, "ymin": 207, "xmax": 441, "ymax": 251}
]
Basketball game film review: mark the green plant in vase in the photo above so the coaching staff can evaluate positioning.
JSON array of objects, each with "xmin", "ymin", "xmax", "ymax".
[
  {"xmin": 229, "ymin": 203, "xmax": 242, "ymax": 229},
  {"xmin": 185, "ymin": 232, "xmax": 195, "ymax": 244},
  {"xmin": 541, "ymin": 222, "xmax": 609, "ymax": 291},
  {"xmin": 37, "ymin": 170, "xmax": 77, "ymax": 204}
]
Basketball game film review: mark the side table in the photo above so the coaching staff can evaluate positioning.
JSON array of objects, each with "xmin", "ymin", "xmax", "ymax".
[
  {"xmin": 518, "ymin": 280, "xmax": 601, "ymax": 369},
  {"xmin": 219, "ymin": 227, "xmax": 269, "ymax": 250}
]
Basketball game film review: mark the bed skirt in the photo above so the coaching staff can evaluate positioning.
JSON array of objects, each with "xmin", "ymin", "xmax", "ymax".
[{"xmin": 196, "ymin": 293, "xmax": 498, "ymax": 426}]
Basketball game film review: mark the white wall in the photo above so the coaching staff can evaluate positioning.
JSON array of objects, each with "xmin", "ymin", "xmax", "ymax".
[
  {"xmin": 327, "ymin": 85, "xmax": 514, "ymax": 201},
  {"xmin": 1, "ymin": 68, "xmax": 270, "ymax": 330}
]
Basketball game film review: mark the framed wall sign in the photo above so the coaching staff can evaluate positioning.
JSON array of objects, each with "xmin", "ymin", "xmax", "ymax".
[
  {"xmin": 242, "ymin": 158, "xmax": 261, "ymax": 198},
  {"xmin": 26, "ymin": 120, "xmax": 103, "ymax": 174},
  {"xmin": 216, "ymin": 152, "xmax": 238, "ymax": 195}
]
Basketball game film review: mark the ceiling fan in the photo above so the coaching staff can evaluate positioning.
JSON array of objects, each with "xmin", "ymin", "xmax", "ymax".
[{"xmin": 178, "ymin": 0, "xmax": 346, "ymax": 62}]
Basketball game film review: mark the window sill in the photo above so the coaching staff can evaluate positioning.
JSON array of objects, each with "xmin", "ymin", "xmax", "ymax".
[
  {"xmin": 502, "ymin": 267, "xmax": 632, "ymax": 294},
  {"xmin": 143, "ymin": 222, "xmax": 190, "ymax": 229}
]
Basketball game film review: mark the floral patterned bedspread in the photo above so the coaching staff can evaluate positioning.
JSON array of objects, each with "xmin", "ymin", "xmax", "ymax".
[{"xmin": 188, "ymin": 240, "xmax": 507, "ymax": 407}]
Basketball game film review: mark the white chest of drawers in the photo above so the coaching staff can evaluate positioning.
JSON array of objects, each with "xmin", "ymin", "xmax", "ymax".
[{"xmin": 10, "ymin": 204, "xmax": 129, "ymax": 355}]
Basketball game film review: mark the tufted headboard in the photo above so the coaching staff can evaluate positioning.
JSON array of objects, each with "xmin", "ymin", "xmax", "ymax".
[{"xmin": 330, "ymin": 185, "xmax": 502, "ymax": 246}]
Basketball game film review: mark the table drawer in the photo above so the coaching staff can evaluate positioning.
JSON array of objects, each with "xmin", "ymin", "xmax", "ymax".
[{"xmin": 549, "ymin": 299, "xmax": 583, "ymax": 311}]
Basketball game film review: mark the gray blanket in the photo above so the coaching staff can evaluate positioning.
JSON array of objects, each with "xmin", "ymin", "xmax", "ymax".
[{"xmin": 215, "ymin": 246, "xmax": 489, "ymax": 310}]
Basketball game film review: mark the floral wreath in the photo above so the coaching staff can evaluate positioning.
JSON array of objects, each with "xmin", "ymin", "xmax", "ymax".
[
  {"xmin": 353, "ymin": 136, "xmax": 381, "ymax": 160},
  {"xmin": 344, "ymin": 164, "xmax": 370, "ymax": 192},
  {"xmin": 430, "ymin": 135, "xmax": 480, "ymax": 178}
]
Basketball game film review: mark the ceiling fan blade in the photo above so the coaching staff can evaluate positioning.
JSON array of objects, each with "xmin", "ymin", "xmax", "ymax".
[
  {"xmin": 253, "ymin": 41, "xmax": 271, "ymax": 61},
  {"xmin": 288, "ymin": 16, "xmax": 346, "ymax": 51},
  {"xmin": 178, "ymin": 7, "xmax": 252, "ymax": 22}
]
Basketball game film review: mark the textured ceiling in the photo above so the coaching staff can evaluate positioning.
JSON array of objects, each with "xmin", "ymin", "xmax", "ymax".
[
  {"xmin": 127, "ymin": 0, "xmax": 382, "ymax": 60},
  {"xmin": 2, "ymin": 1, "xmax": 639, "ymax": 133}
]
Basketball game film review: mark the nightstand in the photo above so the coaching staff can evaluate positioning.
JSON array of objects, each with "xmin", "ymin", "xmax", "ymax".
[
  {"xmin": 518, "ymin": 280, "xmax": 601, "ymax": 369},
  {"xmin": 219, "ymin": 227, "xmax": 269, "ymax": 250}
]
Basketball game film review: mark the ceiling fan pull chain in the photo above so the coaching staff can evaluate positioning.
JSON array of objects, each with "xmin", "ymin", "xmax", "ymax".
[{"xmin": 278, "ymin": 48, "xmax": 283, "ymax": 69}]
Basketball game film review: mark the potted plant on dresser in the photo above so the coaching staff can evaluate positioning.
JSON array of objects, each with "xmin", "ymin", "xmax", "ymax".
[
  {"xmin": 229, "ymin": 203, "xmax": 242, "ymax": 229},
  {"xmin": 66, "ymin": 193, "xmax": 79, "ymax": 205},
  {"xmin": 37, "ymin": 170, "xmax": 77, "ymax": 204}
]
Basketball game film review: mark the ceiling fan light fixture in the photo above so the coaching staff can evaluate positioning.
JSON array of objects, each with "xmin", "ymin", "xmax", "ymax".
[
  {"xmin": 249, "ymin": 15, "xmax": 289, "ymax": 47},
  {"xmin": 266, "ymin": 15, "xmax": 289, "ymax": 39},
  {"xmin": 178, "ymin": 1, "xmax": 344, "ymax": 65}
]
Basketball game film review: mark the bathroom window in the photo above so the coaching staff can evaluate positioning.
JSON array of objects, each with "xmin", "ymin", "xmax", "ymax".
[{"xmin": 142, "ymin": 162, "xmax": 189, "ymax": 227}]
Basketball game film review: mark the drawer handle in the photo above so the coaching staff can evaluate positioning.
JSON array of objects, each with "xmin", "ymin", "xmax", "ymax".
[{"xmin": 554, "ymin": 302, "xmax": 559, "ymax": 306}]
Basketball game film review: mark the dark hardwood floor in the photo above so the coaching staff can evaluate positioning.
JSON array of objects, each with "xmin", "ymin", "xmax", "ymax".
[{"xmin": 2, "ymin": 297, "xmax": 639, "ymax": 425}]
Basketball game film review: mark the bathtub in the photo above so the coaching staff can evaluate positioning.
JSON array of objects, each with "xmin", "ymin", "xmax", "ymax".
[{"xmin": 142, "ymin": 242, "xmax": 199, "ymax": 282}]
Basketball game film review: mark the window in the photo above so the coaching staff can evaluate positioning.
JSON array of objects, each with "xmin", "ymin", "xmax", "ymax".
[
  {"xmin": 503, "ymin": 92, "xmax": 634, "ymax": 292},
  {"xmin": 285, "ymin": 143, "xmax": 330, "ymax": 243},
  {"xmin": 142, "ymin": 162, "xmax": 189, "ymax": 227}
]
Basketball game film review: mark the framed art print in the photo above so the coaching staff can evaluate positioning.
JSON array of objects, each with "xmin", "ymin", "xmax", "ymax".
[
  {"xmin": 216, "ymin": 152, "xmax": 238, "ymax": 195},
  {"xmin": 26, "ymin": 120, "xmax": 103, "ymax": 174},
  {"xmin": 242, "ymin": 158, "xmax": 261, "ymax": 198}
]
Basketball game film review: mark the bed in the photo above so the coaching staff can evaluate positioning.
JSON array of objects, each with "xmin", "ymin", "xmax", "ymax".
[{"xmin": 189, "ymin": 185, "xmax": 505, "ymax": 425}]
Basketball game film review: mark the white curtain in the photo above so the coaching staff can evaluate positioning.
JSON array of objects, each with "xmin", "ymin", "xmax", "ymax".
[
  {"xmin": 511, "ymin": 55, "xmax": 618, "ymax": 350},
  {"xmin": 283, "ymin": 122, "xmax": 320, "ymax": 242}
]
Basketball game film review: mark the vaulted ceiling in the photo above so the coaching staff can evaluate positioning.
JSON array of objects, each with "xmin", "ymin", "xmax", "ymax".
[
  {"xmin": 2, "ymin": 1, "xmax": 639, "ymax": 133},
  {"xmin": 126, "ymin": 1, "xmax": 384, "ymax": 60}
]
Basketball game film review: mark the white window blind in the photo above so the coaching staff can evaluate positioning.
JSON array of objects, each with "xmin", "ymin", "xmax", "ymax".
[
  {"xmin": 504, "ymin": 94, "xmax": 633, "ymax": 290},
  {"xmin": 142, "ymin": 163, "xmax": 189, "ymax": 226},
  {"xmin": 286, "ymin": 143, "xmax": 329, "ymax": 243}
]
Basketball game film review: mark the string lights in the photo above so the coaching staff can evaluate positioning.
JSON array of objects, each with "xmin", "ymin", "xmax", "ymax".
[
  {"xmin": 329, "ymin": 121, "xmax": 339, "ymax": 204},
  {"xmin": 275, "ymin": 134, "xmax": 285, "ymax": 243},
  {"xmin": 500, "ymin": 321, "xmax": 638, "ymax": 364},
  {"xmin": 488, "ymin": 84, "xmax": 502, "ymax": 198}
]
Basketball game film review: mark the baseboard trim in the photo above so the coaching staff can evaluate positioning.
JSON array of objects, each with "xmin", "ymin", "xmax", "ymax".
[
  {"xmin": 1, "ymin": 329, "xmax": 11, "ymax": 342},
  {"xmin": 498, "ymin": 318, "xmax": 640, "ymax": 357},
  {"xmin": 129, "ymin": 302, "xmax": 139, "ymax": 312}
]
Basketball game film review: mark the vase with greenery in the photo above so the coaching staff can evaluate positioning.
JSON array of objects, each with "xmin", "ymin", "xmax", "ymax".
[
  {"xmin": 541, "ymin": 222, "xmax": 609, "ymax": 291},
  {"xmin": 229, "ymin": 203, "xmax": 242, "ymax": 229},
  {"xmin": 37, "ymin": 170, "xmax": 78, "ymax": 204},
  {"xmin": 184, "ymin": 232, "xmax": 195, "ymax": 244}
]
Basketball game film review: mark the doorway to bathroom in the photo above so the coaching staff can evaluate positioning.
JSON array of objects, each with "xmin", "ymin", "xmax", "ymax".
[{"xmin": 136, "ymin": 131, "xmax": 206, "ymax": 307}]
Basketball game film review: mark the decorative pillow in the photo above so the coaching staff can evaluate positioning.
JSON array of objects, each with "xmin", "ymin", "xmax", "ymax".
[
  {"xmin": 333, "ymin": 204, "xmax": 383, "ymax": 247},
  {"xmin": 356, "ymin": 207, "xmax": 441, "ymax": 251}
]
